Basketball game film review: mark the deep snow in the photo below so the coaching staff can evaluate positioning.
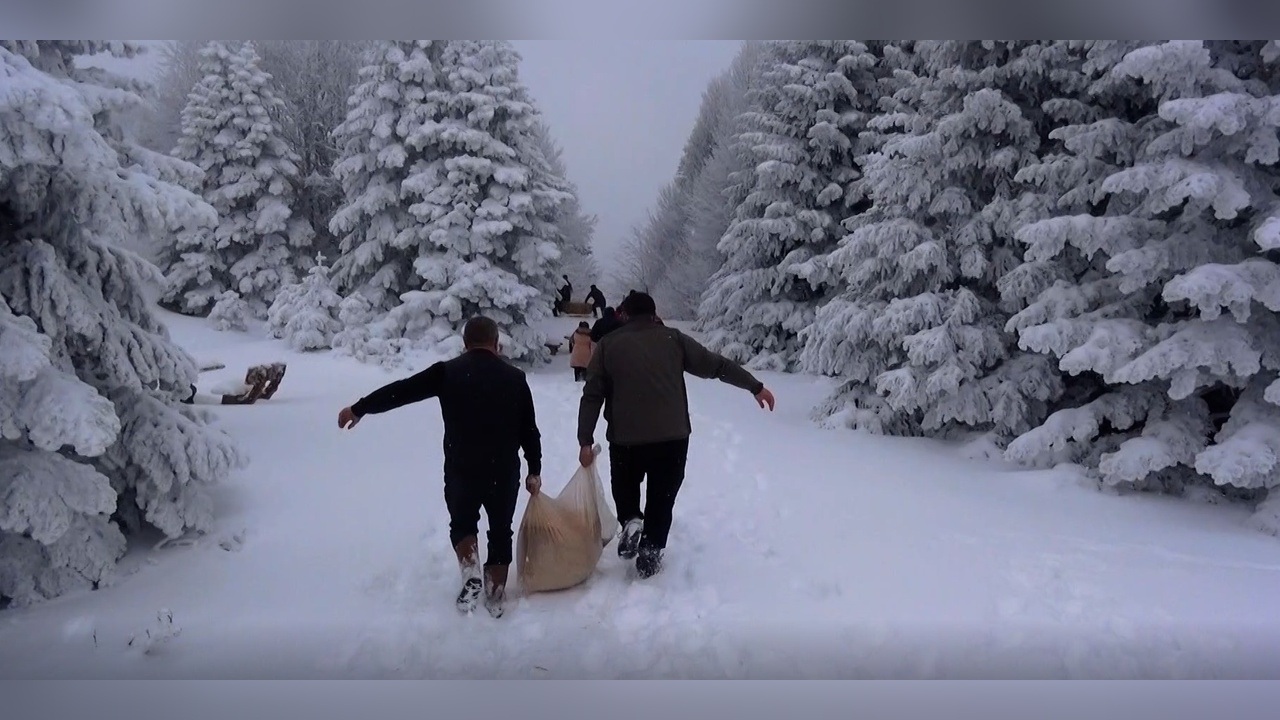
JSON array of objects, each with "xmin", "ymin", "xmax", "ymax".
[{"xmin": 3, "ymin": 309, "xmax": 1280, "ymax": 679}]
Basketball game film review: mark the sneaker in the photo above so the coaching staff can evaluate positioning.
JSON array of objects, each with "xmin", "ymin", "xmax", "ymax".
[
  {"xmin": 617, "ymin": 518, "xmax": 643, "ymax": 559},
  {"xmin": 455, "ymin": 577, "xmax": 482, "ymax": 613},
  {"xmin": 636, "ymin": 548, "xmax": 663, "ymax": 579}
]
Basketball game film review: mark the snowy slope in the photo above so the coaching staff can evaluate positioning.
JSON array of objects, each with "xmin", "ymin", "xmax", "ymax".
[{"xmin": 2, "ymin": 310, "xmax": 1280, "ymax": 679}]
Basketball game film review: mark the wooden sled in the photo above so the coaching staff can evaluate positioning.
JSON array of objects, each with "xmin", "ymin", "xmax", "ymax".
[{"xmin": 560, "ymin": 300, "xmax": 594, "ymax": 317}]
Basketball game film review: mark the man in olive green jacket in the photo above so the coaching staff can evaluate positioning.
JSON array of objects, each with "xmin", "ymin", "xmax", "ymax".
[{"xmin": 577, "ymin": 292, "xmax": 776, "ymax": 578}]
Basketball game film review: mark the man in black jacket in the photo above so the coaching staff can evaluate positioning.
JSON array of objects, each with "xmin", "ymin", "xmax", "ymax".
[
  {"xmin": 589, "ymin": 306, "xmax": 623, "ymax": 342},
  {"xmin": 585, "ymin": 284, "xmax": 607, "ymax": 317},
  {"xmin": 577, "ymin": 292, "xmax": 775, "ymax": 578},
  {"xmin": 337, "ymin": 317, "xmax": 541, "ymax": 618}
]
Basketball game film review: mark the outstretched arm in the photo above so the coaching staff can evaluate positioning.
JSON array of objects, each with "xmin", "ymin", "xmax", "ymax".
[
  {"xmin": 519, "ymin": 376, "xmax": 543, "ymax": 477},
  {"xmin": 350, "ymin": 361, "xmax": 446, "ymax": 418},
  {"xmin": 676, "ymin": 331, "xmax": 765, "ymax": 394}
]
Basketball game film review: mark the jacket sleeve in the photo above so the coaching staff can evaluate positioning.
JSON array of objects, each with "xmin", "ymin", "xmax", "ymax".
[
  {"xmin": 676, "ymin": 331, "xmax": 765, "ymax": 395},
  {"xmin": 351, "ymin": 361, "xmax": 446, "ymax": 417},
  {"xmin": 577, "ymin": 339, "xmax": 609, "ymax": 447},
  {"xmin": 518, "ymin": 375, "xmax": 543, "ymax": 476}
]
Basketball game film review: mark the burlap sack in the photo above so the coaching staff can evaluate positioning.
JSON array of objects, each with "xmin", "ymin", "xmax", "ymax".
[{"xmin": 516, "ymin": 445, "xmax": 618, "ymax": 594}]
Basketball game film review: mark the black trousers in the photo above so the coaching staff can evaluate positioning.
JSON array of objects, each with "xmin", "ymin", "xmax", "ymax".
[
  {"xmin": 608, "ymin": 438, "xmax": 689, "ymax": 551},
  {"xmin": 443, "ymin": 471, "xmax": 520, "ymax": 566},
  {"xmin": 573, "ymin": 366, "xmax": 586, "ymax": 381}
]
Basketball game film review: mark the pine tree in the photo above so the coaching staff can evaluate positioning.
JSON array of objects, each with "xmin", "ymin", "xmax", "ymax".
[
  {"xmin": 330, "ymin": 40, "xmax": 573, "ymax": 362},
  {"xmin": 267, "ymin": 254, "xmax": 343, "ymax": 351},
  {"xmin": 530, "ymin": 121, "xmax": 599, "ymax": 293},
  {"xmin": 661, "ymin": 44, "xmax": 765, "ymax": 319},
  {"xmin": 328, "ymin": 40, "xmax": 443, "ymax": 310},
  {"xmin": 209, "ymin": 290, "xmax": 250, "ymax": 332},
  {"xmin": 331, "ymin": 290, "xmax": 406, "ymax": 364},
  {"xmin": 1003, "ymin": 41, "xmax": 1280, "ymax": 530},
  {"xmin": 698, "ymin": 41, "xmax": 881, "ymax": 372},
  {"xmin": 161, "ymin": 40, "xmax": 314, "ymax": 319},
  {"xmin": 799, "ymin": 42, "xmax": 1085, "ymax": 439},
  {"xmin": 0, "ymin": 42, "xmax": 244, "ymax": 607},
  {"xmin": 653, "ymin": 42, "xmax": 766, "ymax": 319},
  {"xmin": 141, "ymin": 41, "xmax": 368, "ymax": 267}
]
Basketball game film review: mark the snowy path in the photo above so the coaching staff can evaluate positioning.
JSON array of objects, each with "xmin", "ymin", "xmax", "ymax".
[{"xmin": 3, "ymin": 313, "xmax": 1280, "ymax": 678}]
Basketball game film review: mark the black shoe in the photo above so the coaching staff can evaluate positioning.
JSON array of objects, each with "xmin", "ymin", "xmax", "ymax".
[
  {"xmin": 636, "ymin": 548, "xmax": 663, "ymax": 578},
  {"xmin": 485, "ymin": 590, "xmax": 505, "ymax": 619},
  {"xmin": 456, "ymin": 577, "xmax": 482, "ymax": 613},
  {"xmin": 617, "ymin": 519, "xmax": 643, "ymax": 559}
]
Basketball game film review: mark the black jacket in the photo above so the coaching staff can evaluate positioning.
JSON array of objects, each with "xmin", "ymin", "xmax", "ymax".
[
  {"xmin": 590, "ymin": 314, "xmax": 623, "ymax": 342},
  {"xmin": 351, "ymin": 349, "xmax": 542, "ymax": 479},
  {"xmin": 587, "ymin": 287, "xmax": 606, "ymax": 307}
]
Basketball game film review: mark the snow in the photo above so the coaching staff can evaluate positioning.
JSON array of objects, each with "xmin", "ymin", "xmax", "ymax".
[{"xmin": 1, "ymin": 308, "xmax": 1280, "ymax": 679}]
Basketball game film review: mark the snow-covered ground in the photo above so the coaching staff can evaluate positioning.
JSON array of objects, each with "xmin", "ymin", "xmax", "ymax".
[{"xmin": 3, "ymin": 309, "xmax": 1280, "ymax": 679}]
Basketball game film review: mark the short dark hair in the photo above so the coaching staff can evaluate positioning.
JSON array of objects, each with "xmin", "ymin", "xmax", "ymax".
[
  {"xmin": 462, "ymin": 316, "xmax": 500, "ymax": 348},
  {"xmin": 620, "ymin": 291, "xmax": 656, "ymax": 317}
]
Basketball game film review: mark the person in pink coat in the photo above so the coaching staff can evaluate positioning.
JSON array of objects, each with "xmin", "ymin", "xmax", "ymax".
[{"xmin": 567, "ymin": 321, "xmax": 594, "ymax": 381}]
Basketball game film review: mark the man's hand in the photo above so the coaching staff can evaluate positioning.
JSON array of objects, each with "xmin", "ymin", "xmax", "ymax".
[
  {"xmin": 338, "ymin": 406, "xmax": 361, "ymax": 429},
  {"xmin": 579, "ymin": 445, "xmax": 595, "ymax": 467},
  {"xmin": 755, "ymin": 386, "xmax": 776, "ymax": 411},
  {"xmin": 525, "ymin": 474, "xmax": 542, "ymax": 495}
]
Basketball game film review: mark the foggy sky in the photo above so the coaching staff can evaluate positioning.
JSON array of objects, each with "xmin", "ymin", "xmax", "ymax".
[
  {"xmin": 510, "ymin": 40, "xmax": 743, "ymax": 280},
  {"xmin": 92, "ymin": 39, "xmax": 744, "ymax": 288}
]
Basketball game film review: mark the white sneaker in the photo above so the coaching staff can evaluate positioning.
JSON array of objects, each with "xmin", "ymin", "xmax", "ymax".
[{"xmin": 617, "ymin": 518, "xmax": 644, "ymax": 559}]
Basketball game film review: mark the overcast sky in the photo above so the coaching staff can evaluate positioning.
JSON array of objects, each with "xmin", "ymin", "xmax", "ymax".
[
  {"xmin": 95, "ymin": 39, "xmax": 743, "ymax": 282},
  {"xmin": 511, "ymin": 40, "xmax": 743, "ymax": 274}
]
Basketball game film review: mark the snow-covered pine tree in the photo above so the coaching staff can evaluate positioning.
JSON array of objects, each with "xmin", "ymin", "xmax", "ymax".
[
  {"xmin": 661, "ymin": 42, "xmax": 766, "ymax": 319},
  {"xmin": 0, "ymin": 41, "xmax": 244, "ymax": 607},
  {"xmin": 697, "ymin": 41, "xmax": 880, "ymax": 371},
  {"xmin": 267, "ymin": 254, "xmax": 343, "ymax": 351},
  {"xmin": 1003, "ymin": 41, "xmax": 1280, "ymax": 529},
  {"xmin": 209, "ymin": 290, "xmax": 251, "ymax": 332},
  {"xmin": 254, "ymin": 41, "xmax": 370, "ymax": 262},
  {"xmin": 618, "ymin": 182, "xmax": 690, "ymax": 300},
  {"xmin": 799, "ymin": 42, "xmax": 1084, "ymax": 440},
  {"xmin": 161, "ymin": 40, "xmax": 315, "ymax": 319},
  {"xmin": 331, "ymin": 40, "xmax": 573, "ymax": 363},
  {"xmin": 995, "ymin": 40, "xmax": 1170, "ymax": 468},
  {"xmin": 328, "ymin": 40, "xmax": 442, "ymax": 310},
  {"xmin": 142, "ymin": 41, "xmax": 368, "ymax": 265},
  {"xmin": 530, "ymin": 120, "xmax": 600, "ymax": 293},
  {"xmin": 618, "ymin": 42, "xmax": 768, "ymax": 319},
  {"xmin": 331, "ymin": 290, "xmax": 408, "ymax": 364}
]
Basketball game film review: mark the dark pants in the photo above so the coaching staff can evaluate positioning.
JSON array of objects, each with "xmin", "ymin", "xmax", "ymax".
[
  {"xmin": 443, "ymin": 471, "xmax": 520, "ymax": 567},
  {"xmin": 608, "ymin": 438, "xmax": 689, "ymax": 551},
  {"xmin": 573, "ymin": 367, "xmax": 585, "ymax": 381},
  {"xmin": 591, "ymin": 304, "xmax": 602, "ymax": 318}
]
